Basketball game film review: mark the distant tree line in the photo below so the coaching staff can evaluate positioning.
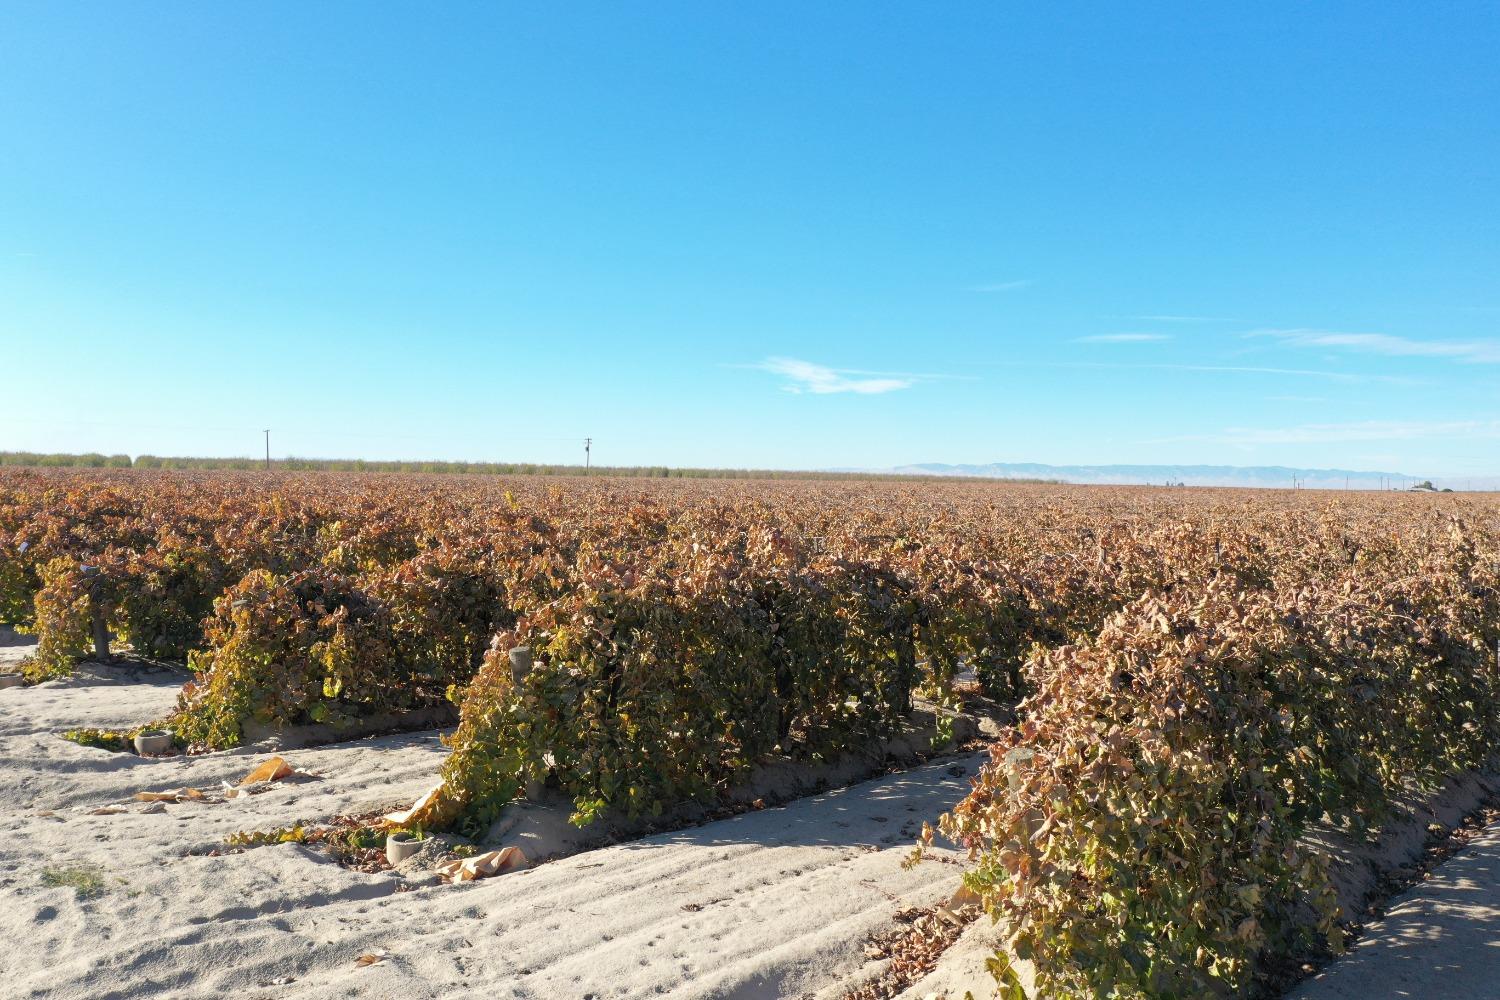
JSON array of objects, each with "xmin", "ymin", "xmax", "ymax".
[
  {"xmin": 0, "ymin": 452, "xmax": 1052, "ymax": 483},
  {"xmin": 0, "ymin": 452, "xmax": 134, "ymax": 468}
]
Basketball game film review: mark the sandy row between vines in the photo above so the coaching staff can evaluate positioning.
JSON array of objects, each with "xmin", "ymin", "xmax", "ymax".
[
  {"xmin": 1290, "ymin": 823, "xmax": 1500, "ymax": 1000},
  {"xmin": 0, "ymin": 641, "xmax": 983, "ymax": 1000}
]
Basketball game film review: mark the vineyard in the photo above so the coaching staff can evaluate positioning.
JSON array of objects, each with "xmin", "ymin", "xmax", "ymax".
[{"xmin": 2, "ymin": 467, "xmax": 1498, "ymax": 998}]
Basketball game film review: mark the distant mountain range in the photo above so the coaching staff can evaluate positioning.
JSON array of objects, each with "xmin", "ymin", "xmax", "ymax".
[{"xmin": 883, "ymin": 462, "xmax": 1499, "ymax": 491}]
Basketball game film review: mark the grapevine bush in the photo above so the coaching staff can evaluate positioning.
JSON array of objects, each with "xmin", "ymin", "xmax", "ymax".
[
  {"xmin": 934, "ymin": 516, "xmax": 1500, "ymax": 998},
  {"xmin": 416, "ymin": 531, "xmax": 938, "ymax": 831}
]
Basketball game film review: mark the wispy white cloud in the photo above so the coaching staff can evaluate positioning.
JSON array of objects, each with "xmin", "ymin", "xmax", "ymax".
[
  {"xmin": 748, "ymin": 357, "xmax": 938, "ymax": 395},
  {"xmin": 1252, "ymin": 328, "xmax": 1500, "ymax": 364},
  {"xmin": 969, "ymin": 279, "xmax": 1034, "ymax": 293},
  {"xmin": 1013, "ymin": 360, "xmax": 1414, "ymax": 384},
  {"xmin": 1075, "ymin": 333, "xmax": 1171, "ymax": 343},
  {"xmin": 1151, "ymin": 419, "xmax": 1500, "ymax": 446}
]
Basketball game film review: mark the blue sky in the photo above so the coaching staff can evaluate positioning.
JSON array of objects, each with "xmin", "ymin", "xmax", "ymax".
[{"xmin": 2, "ymin": 3, "xmax": 1497, "ymax": 477}]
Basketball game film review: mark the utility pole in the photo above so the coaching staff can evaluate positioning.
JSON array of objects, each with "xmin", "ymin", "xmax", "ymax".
[
  {"xmin": 263, "ymin": 430, "xmax": 271, "ymax": 471},
  {"xmin": 584, "ymin": 437, "xmax": 592, "ymax": 472}
]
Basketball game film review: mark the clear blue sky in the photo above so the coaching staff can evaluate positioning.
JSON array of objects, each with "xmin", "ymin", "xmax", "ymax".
[{"xmin": 3, "ymin": 3, "xmax": 1497, "ymax": 477}]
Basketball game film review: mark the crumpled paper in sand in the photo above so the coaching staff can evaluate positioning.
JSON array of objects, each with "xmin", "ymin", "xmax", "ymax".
[
  {"xmin": 238, "ymin": 756, "xmax": 296, "ymax": 786},
  {"xmin": 128, "ymin": 757, "xmax": 310, "ymax": 807},
  {"xmin": 134, "ymin": 787, "xmax": 211, "ymax": 803},
  {"xmin": 434, "ymin": 846, "xmax": 527, "ymax": 882},
  {"xmin": 383, "ymin": 782, "xmax": 443, "ymax": 826}
]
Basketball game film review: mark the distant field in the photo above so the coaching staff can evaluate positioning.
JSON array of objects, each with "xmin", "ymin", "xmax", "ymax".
[{"xmin": 0, "ymin": 449, "xmax": 1063, "ymax": 482}]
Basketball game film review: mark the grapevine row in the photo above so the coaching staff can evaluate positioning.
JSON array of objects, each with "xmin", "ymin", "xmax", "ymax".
[{"xmin": 3, "ymin": 469, "xmax": 1497, "ymax": 995}]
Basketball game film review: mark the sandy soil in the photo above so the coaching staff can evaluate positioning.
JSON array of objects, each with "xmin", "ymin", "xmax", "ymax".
[
  {"xmin": 0, "ymin": 639, "xmax": 982, "ymax": 1000},
  {"xmin": 1291, "ymin": 822, "xmax": 1500, "ymax": 1000}
]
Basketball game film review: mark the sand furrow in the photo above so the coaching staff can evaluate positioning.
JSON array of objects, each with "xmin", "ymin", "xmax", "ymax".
[{"xmin": 1, "ymin": 656, "xmax": 979, "ymax": 999}]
